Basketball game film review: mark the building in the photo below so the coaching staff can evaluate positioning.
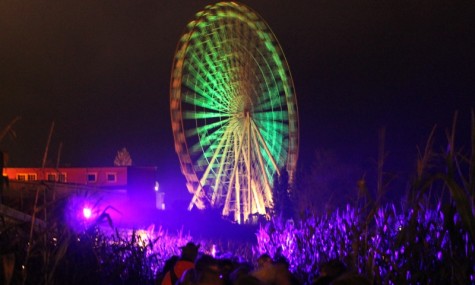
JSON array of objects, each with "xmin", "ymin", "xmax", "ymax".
[
  {"xmin": 2, "ymin": 166, "xmax": 164, "ymax": 211},
  {"xmin": 3, "ymin": 167, "xmax": 129, "ymax": 187}
]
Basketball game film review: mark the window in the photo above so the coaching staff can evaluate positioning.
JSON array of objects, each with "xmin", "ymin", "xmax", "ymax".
[
  {"xmin": 87, "ymin": 173, "xmax": 97, "ymax": 183},
  {"xmin": 58, "ymin": 173, "xmax": 67, "ymax": 183},
  {"xmin": 47, "ymin": 173, "xmax": 57, "ymax": 181},
  {"xmin": 106, "ymin": 173, "xmax": 117, "ymax": 183},
  {"xmin": 17, "ymin": 173, "xmax": 36, "ymax": 181},
  {"xmin": 27, "ymin": 174, "xmax": 37, "ymax": 181},
  {"xmin": 17, "ymin": 174, "xmax": 27, "ymax": 181}
]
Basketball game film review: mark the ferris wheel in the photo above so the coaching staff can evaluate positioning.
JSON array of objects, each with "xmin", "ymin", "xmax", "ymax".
[{"xmin": 170, "ymin": 2, "xmax": 298, "ymax": 224}]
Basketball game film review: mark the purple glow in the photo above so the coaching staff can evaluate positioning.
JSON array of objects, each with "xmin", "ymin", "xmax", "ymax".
[{"xmin": 83, "ymin": 207, "xmax": 92, "ymax": 219}]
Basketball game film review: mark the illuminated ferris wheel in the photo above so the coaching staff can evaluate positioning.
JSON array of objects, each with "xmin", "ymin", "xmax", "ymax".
[{"xmin": 170, "ymin": 2, "xmax": 298, "ymax": 224}]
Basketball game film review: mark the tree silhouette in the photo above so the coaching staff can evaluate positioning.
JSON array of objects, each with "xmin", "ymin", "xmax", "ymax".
[
  {"xmin": 0, "ymin": 116, "xmax": 21, "ymax": 144},
  {"xmin": 114, "ymin": 147, "xmax": 132, "ymax": 166},
  {"xmin": 295, "ymin": 148, "xmax": 364, "ymax": 216},
  {"xmin": 272, "ymin": 168, "xmax": 294, "ymax": 219}
]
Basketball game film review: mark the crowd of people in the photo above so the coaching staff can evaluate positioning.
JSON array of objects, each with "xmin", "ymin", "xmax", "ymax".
[{"xmin": 155, "ymin": 242, "xmax": 371, "ymax": 285}]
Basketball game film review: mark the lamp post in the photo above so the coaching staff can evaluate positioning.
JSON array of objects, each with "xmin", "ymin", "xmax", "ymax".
[{"xmin": 154, "ymin": 181, "xmax": 165, "ymax": 210}]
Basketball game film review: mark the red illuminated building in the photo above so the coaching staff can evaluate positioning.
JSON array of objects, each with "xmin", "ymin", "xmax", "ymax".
[{"xmin": 2, "ymin": 166, "xmax": 164, "ymax": 210}]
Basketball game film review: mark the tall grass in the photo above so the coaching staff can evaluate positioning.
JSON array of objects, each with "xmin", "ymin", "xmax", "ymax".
[
  {"xmin": 0, "ymin": 189, "xmax": 254, "ymax": 284},
  {"xmin": 254, "ymin": 112, "xmax": 475, "ymax": 284},
  {"xmin": 1, "ymin": 113, "xmax": 474, "ymax": 284}
]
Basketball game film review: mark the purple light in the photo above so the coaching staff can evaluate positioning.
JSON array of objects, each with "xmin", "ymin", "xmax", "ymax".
[{"xmin": 83, "ymin": 207, "xmax": 92, "ymax": 219}]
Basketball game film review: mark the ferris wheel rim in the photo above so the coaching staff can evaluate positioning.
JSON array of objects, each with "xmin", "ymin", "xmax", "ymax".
[{"xmin": 170, "ymin": 2, "xmax": 299, "ymax": 222}]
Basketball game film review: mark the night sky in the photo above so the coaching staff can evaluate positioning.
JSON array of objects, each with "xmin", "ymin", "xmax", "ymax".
[{"xmin": 1, "ymin": 1, "xmax": 474, "ymax": 200}]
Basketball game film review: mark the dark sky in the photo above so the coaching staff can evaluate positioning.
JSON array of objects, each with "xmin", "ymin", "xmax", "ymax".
[{"xmin": 1, "ymin": 0, "xmax": 474, "ymax": 197}]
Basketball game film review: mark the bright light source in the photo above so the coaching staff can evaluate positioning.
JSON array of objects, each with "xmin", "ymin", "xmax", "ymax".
[
  {"xmin": 211, "ymin": 244, "xmax": 217, "ymax": 257},
  {"xmin": 137, "ymin": 230, "xmax": 149, "ymax": 247},
  {"xmin": 83, "ymin": 207, "xmax": 92, "ymax": 219},
  {"xmin": 154, "ymin": 181, "xmax": 160, "ymax": 192}
]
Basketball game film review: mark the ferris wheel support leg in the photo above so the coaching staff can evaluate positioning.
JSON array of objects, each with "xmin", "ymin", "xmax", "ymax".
[
  {"xmin": 235, "ymin": 168, "xmax": 241, "ymax": 224},
  {"xmin": 211, "ymin": 134, "xmax": 232, "ymax": 205},
  {"xmin": 222, "ymin": 147, "xmax": 239, "ymax": 217},
  {"xmin": 250, "ymin": 118, "xmax": 280, "ymax": 176},
  {"xmin": 235, "ymin": 122, "xmax": 250, "ymax": 223},
  {"xmin": 222, "ymin": 122, "xmax": 245, "ymax": 221},
  {"xmin": 247, "ymin": 114, "xmax": 252, "ymax": 219},
  {"xmin": 251, "ymin": 125, "xmax": 273, "ymax": 209},
  {"xmin": 241, "ymin": 114, "xmax": 265, "ymax": 215},
  {"xmin": 233, "ymin": 131, "xmax": 244, "ymax": 223},
  {"xmin": 187, "ymin": 125, "xmax": 231, "ymax": 211}
]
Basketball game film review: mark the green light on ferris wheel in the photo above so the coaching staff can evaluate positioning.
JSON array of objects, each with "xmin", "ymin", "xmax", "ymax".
[{"xmin": 170, "ymin": 2, "xmax": 299, "ymax": 223}]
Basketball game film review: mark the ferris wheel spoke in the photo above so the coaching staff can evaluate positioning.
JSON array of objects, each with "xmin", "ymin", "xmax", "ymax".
[
  {"xmin": 183, "ymin": 110, "xmax": 229, "ymax": 120},
  {"xmin": 254, "ymin": 87, "xmax": 286, "ymax": 112},
  {"xmin": 254, "ymin": 116, "xmax": 287, "ymax": 130},
  {"xmin": 257, "ymin": 122, "xmax": 287, "ymax": 141},
  {"xmin": 220, "ymin": 120, "xmax": 247, "ymax": 220},
  {"xmin": 185, "ymin": 59, "xmax": 223, "ymax": 90},
  {"xmin": 232, "ymin": 120, "xmax": 249, "ymax": 222},
  {"xmin": 253, "ymin": 119, "xmax": 285, "ymax": 149},
  {"xmin": 249, "ymin": 175, "xmax": 266, "ymax": 215},
  {"xmin": 186, "ymin": 55, "xmax": 231, "ymax": 107},
  {"xmin": 253, "ymin": 110, "xmax": 289, "ymax": 121},
  {"xmin": 222, "ymin": 131, "xmax": 242, "ymax": 221},
  {"xmin": 248, "ymin": 140, "xmax": 266, "ymax": 213},
  {"xmin": 186, "ymin": 58, "xmax": 230, "ymax": 99},
  {"xmin": 189, "ymin": 40, "xmax": 234, "ymax": 98},
  {"xmin": 258, "ymin": 122, "xmax": 287, "ymax": 142},
  {"xmin": 256, "ymin": 132, "xmax": 287, "ymax": 167},
  {"xmin": 254, "ymin": 129, "xmax": 283, "ymax": 156},
  {"xmin": 183, "ymin": 77, "xmax": 229, "ymax": 110},
  {"xmin": 189, "ymin": 126, "xmax": 226, "ymax": 155},
  {"xmin": 194, "ymin": 121, "xmax": 239, "ymax": 175},
  {"xmin": 251, "ymin": 42, "xmax": 282, "ymax": 106},
  {"xmin": 221, "ymin": 53, "xmax": 240, "ymax": 88},
  {"xmin": 222, "ymin": 169, "xmax": 236, "ymax": 215},
  {"xmin": 185, "ymin": 118, "xmax": 230, "ymax": 138},
  {"xmin": 244, "ymin": 114, "xmax": 252, "ymax": 218},
  {"xmin": 182, "ymin": 91, "xmax": 227, "ymax": 113}
]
